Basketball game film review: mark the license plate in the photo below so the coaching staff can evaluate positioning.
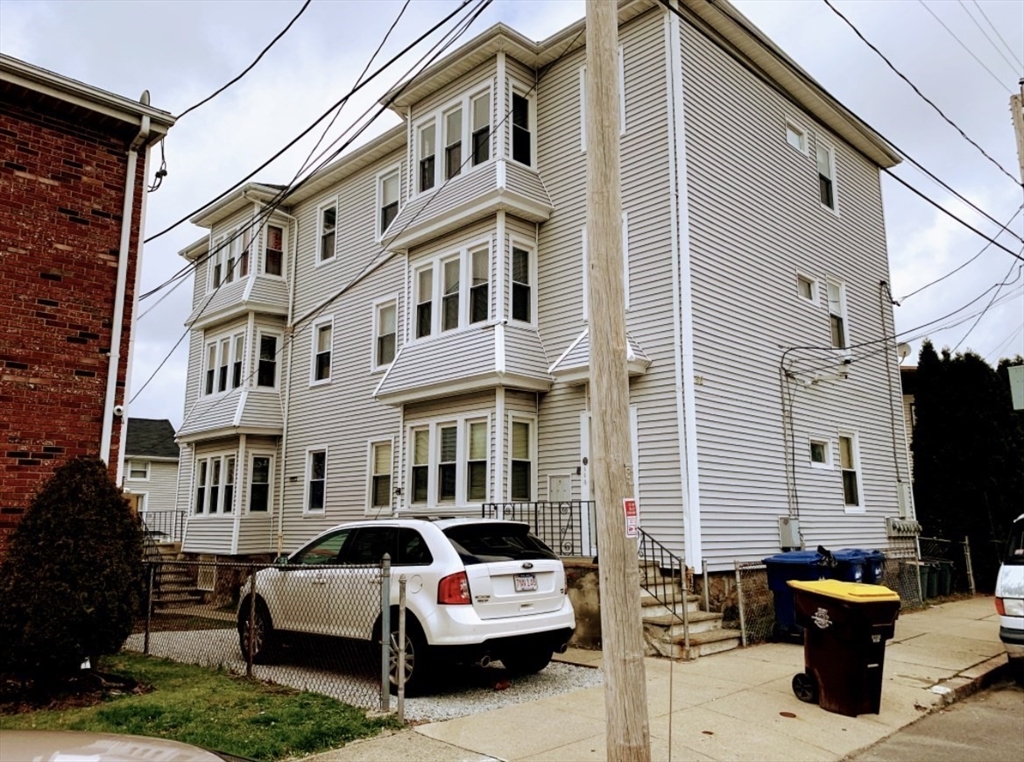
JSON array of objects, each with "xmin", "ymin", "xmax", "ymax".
[{"xmin": 514, "ymin": 574, "xmax": 537, "ymax": 592}]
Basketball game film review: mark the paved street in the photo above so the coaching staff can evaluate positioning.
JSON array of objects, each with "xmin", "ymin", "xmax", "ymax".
[{"xmin": 848, "ymin": 679, "xmax": 1024, "ymax": 762}]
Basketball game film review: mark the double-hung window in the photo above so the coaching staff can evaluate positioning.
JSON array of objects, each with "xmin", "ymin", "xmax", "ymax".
[
  {"xmin": 370, "ymin": 441, "xmax": 392, "ymax": 509},
  {"xmin": 416, "ymin": 268, "xmax": 433, "ymax": 339},
  {"xmin": 312, "ymin": 319, "xmax": 332, "ymax": 383},
  {"xmin": 265, "ymin": 225, "xmax": 284, "ymax": 276},
  {"xmin": 217, "ymin": 337, "xmax": 230, "ymax": 392},
  {"xmin": 838, "ymin": 434, "xmax": 861, "ymax": 509},
  {"xmin": 238, "ymin": 227, "xmax": 251, "ymax": 277},
  {"xmin": 408, "ymin": 418, "xmax": 490, "ymax": 507},
  {"xmin": 511, "ymin": 90, "xmax": 532, "ymax": 166},
  {"xmin": 467, "ymin": 421, "xmax": 487, "ymax": 501},
  {"xmin": 194, "ymin": 454, "xmax": 237, "ymax": 514},
  {"xmin": 444, "ymin": 107, "xmax": 463, "ymax": 180},
  {"xmin": 257, "ymin": 333, "xmax": 279, "ymax": 388},
  {"xmin": 128, "ymin": 460, "xmax": 149, "ymax": 480},
  {"xmin": 413, "ymin": 246, "xmax": 491, "ymax": 339},
  {"xmin": 470, "ymin": 249, "xmax": 489, "ymax": 323},
  {"xmin": 249, "ymin": 454, "xmax": 272, "ymax": 512},
  {"xmin": 442, "ymin": 258, "xmax": 460, "ymax": 332},
  {"xmin": 416, "ymin": 89, "xmax": 492, "ymax": 196},
  {"xmin": 232, "ymin": 335, "xmax": 245, "ymax": 388},
  {"xmin": 437, "ymin": 424, "xmax": 458, "ymax": 502},
  {"xmin": 418, "ymin": 123, "xmax": 436, "ymax": 193},
  {"xmin": 204, "ymin": 330, "xmax": 246, "ymax": 395},
  {"xmin": 797, "ymin": 273, "xmax": 817, "ymax": 303},
  {"xmin": 319, "ymin": 204, "xmax": 337, "ymax": 263},
  {"xmin": 374, "ymin": 300, "xmax": 397, "ymax": 369},
  {"xmin": 511, "ymin": 245, "xmax": 532, "ymax": 322},
  {"xmin": 411, "ymin": 429, "xmax": 430, "ymax": 504},
  {"xmin": 471, "ymin": 92, "xmax": 490, "ymax": 165},
  {"xmin": 195, "ymin": 459, "xmax": 208, "ymax": 514},
  {"xmin": 817, "ymin": 142, "xmax": 837, "ymax": 211},
  {"xmin": 511, "ymin": 419, "xmax": 532, "ymax": 501},
  {"xmin": 827, "ymin": 279, "xmax": 848, "ymax": 350},
  {"xmin": 211, "ymin": 236, "xmax": 225, "ymax": 289},
  {"xmin": 306, "ymin": 449, "xmax": 326, "ymax": 513},
  {"xmin": 378, "ymin": 169, "xmax": 400, "ymax": 236}
]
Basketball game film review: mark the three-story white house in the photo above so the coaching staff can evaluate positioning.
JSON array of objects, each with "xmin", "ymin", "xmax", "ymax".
[{"xmin": 174, "ymin": 0, "xmax": 914, "ymax": 578}]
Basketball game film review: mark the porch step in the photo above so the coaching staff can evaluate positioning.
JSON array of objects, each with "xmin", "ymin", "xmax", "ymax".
[
  {"xmin": 645, "ymin": 627, "xmax": 743, "ymax": 660},
  {"xmin": 642, "ymin": 609, "xmax": 723, "ymax": 636}
]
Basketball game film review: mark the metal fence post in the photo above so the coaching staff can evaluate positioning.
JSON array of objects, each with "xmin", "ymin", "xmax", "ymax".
[
  {"xmin": 735, "ymin": 561, "xmax": 747, "ymax": 648},
  {"xmin": 397, "ymin": 574, "xmax": 407, "ymax": 723},
  {"xmin": 380, "ymin": 553, "xmax": 391, "ymax": 714},
  {"xmin": 247, "ymin": 563, "xmax": 255, "ymax": 678},
  {"xmin": 701, "ymin": 558, "xmax": 709, "ymax": 613},
  {"xmin": 144, "ymin": 562, "xmax": 154, "ymax": 655},
  {"xmin": 963, "ymin": 535, "xmax": 976, "ymax": 596},
  {"xmin": 680, "ymin": 557, "xmax": 690, "ymax": 659}
]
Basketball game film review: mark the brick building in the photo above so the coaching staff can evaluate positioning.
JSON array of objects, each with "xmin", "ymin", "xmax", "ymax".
[{"xmin": 0, "ymin": 54, "xmax": 174, "ymax": 552}]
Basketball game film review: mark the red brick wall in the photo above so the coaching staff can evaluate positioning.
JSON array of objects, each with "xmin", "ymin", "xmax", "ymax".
[{"xmin": 0, "ymin": 87, "xmax": 149, "ymax": 554}]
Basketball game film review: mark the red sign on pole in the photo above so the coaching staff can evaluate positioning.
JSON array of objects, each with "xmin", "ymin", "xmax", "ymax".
[{"xmin": 623, "ymin": 498, "xmax": 638, "ymax": 538}]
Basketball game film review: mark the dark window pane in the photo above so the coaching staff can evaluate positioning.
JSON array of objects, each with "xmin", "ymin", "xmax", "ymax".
[
  {"xmin": 819, "ymin": 175, "xmax": 833, "ymax": 208},
  {"xmin": 445, "ymin": 143, "xmax": 462, "ymax": 180},
  {"xmin": 250, "ymin": 484, "xmax": 268, "ymax": 512},
  {"xmin": 381, "ymin": 202, "xmax": 398, "ymax": 233},
  {"xmin": 309, "ymin": 480, "xmax": 324, "ymax": 511},
  {"xmin": 205, "ymin": 370, "xmax": 214, "ymax": 396},
  {"xmin": 412, "ymin": 466, "xmax": 428, "ymax": 502},
  {"xmin": 213, "ymin": 264, "xmax": 222, "ymax": 288},
  {"xmin": 223, "ymin": 484, "xmax": 234, "ymax": 513},
  {"xmin": 239, "ymin": 250, "xmax": 249, "ymax": 277},
  {"xmin": 470, "ymin": 284, "xmax": 488, "ymax": 323},
  {"xmin": 420, "ymin": 156, "xmax": 435, "ymax": 192},
  {"xmin": 218, "ymin": 366, "xmax": 228, "ymax": 392},
  {"xmin": 397, "ymin": 528, "xmax": 434, "ymax": 566},
  {"xmin": 511, "ymin": 461, "xmax": 531, "ymax": 501},
  {"xmin": 372, "ymin": 475, "xmax": 391, "ymax": 507},
  {"xmin": 347, "ymin": 527, "xmax": 397, "ymax": 565},
  {"xmin": 258, "ymin": 336, "xmax": 276, "ymax": 387},
  {"xmin": 842, "ymin": 471, "xmax": 859, "ymax": 506},
  {"xmin": 438, "ymin": 463, "xmax": 456, "ymax": 501},
  {"xmin": 195, "ymin": 488, "xmax": 205, "ymax": 514},
  {"xmin": 830, "ymin": 315, "xmax": 846, "ymax": 349},
  {"xmin": 417, "ymin": 303, "xmax": 432, "ymax": 338},
  {"xmin": 512, "ymin": 94, "xmax": 529, "ymax": 128},
  {"xmin": 443, "ymin": 523, "xmax": 557, "ymax": 565},
  {"xmin": 377, "ymin": 334, "xmax": 395, "ymax": 366},
  {"xmin": 316, "ymin": 352, "xmax": 331, "ymax": 381},
  {"xmin": 232, "ymin": 361, "xmax": 242, "ymax": 389},
  {"xmin": 265, "ymin": 249, "xmax": 282, "ymax": 276},
  {"xmin": 442, "ymin": 294, "xmax": 459, "ymax": 331},
  {"xmin": 210, "ymin": 486, "xmax": 219, "ymax": 513},
  {"xmin": 513, "ymin": 127, "xmax": 531, "ymax": 165},
  {"xmin": 472, "ymin": 127, "xmax": 490, "ymax": 165},
  {"xmin": 512, "ymin": 283, "xmax": 531, "ymax": 322},
  {"xmin": 468, "ymin": 461, "xmax": 487, "ymax": 500},
  {"xmin": 321, "ymin": 231, "xmax": 335, "ymax": 261}
]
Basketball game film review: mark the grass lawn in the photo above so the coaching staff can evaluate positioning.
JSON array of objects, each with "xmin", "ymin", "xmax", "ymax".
[{"xmin": 0, "ymin": 652, "xmax": 400, "ymax": 761}]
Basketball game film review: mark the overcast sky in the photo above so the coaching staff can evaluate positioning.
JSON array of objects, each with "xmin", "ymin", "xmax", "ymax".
[{"xmin": 2, "ymin": 0, "xmax": 1022, "ymax": 429}]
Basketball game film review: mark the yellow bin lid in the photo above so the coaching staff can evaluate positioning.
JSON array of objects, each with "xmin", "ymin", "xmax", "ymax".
[{"xmin": 787, "ymin": 579, "xmax": 900, "ymax": 603}]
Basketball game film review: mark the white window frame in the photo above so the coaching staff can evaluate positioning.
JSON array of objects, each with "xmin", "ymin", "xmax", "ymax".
[
  {"xmin": 203, "ymin": 328, "xmax": 247, "ymax": 396},
  {"xmin": 255, "ymin": 329, "xmax": 282, "ymax": 390},
  {"xmin": 785, "ymin": 118, "xmax": 807, "ymax": 155},
  {"xmin": 316, "ymin": 200, "xmax": 338, "ymax": 264},
  {"xmin": 809, "ymin": 438, "xmax": 832, "ymax": 469},
  {"xmin": 208, "ymin": 235, "xmax": 231, "ymax": 291},
  {"xmin": 826, "ymin": 277, "xmax": 850, "ymax": 352},
  {"xmin": 796, "ymin": 272, "xmax": 818, "ymax": 305},
  {"xmin": 192, "ymin": 451, "xmax": 238, "ymax": 516},
  {"xmin": 309, "ymin": 316, "xmax": 334, "ymax": 386},
  {"xmin": 367, "ymin": 438, "xmax": 395, "ymax": 512},
  {"xmin": 508, "ymin": 414, "xmax": 536, "ymax": 502},
  {"xmin": 376, "ymin": 165, "xmax": 402, "ymax": 240},
  {"xmin": 128, "ymin": 459, "xmax": 150, "ymax": 481},
  {"xmin": 509, "ymin": 237, "xmax": 536, "ymax": 326},
  {"xmin": 412, "ymin": 85, "xmax": 494, "ymax": 199},
  {"xmin": 304, "ymin": 447, "xmax": 327, "ymax": 515},
  {"xmin": 409, "ymin": 239, "xmax": 492, "ymax": 342},
  {"xmin": 247, "ymin": 452, "xmax": 275, "ymax": 514},
  {"xmin": 371, "ymin": 296, "xmax": 399, "ymax": 372},
  {"xmin": 837, "ymin": 431, "xmax": 864, "ymax": 513},
  {"xmin": 509, "ymin": 81, "xmax": 536, "ymax": 169},
  {"xmin": 263, "ymin": 222, "xmax": 286, "ymax": 278},
  {"xmin": 404, "ymin": 415, "xmax": 491, "ymax": 509},
  {"xmin": 816, "ymin": 139, "xmax": 839, "ymax": 214}
]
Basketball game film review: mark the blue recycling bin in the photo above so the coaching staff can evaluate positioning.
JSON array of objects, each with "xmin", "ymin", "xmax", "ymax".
[
  {"xmin": 763, "ymin": 551, "xmax": 827, "ymax": 642},
  {"xmin": 859, "ymin": 550, "xmax": 886, "ymax": 584},
  {"xmin": 835, "ymin": 549, "xmax": 886, "ymax": 584}
]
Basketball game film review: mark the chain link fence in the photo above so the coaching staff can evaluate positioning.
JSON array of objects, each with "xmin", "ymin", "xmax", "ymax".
[
  {"xmin": 126, "ymin": 560, "xmax": 387, "ymax": 710},
  {"xmin": 729, "ymin": 541, "xmax": 935, "ymax": 647}
]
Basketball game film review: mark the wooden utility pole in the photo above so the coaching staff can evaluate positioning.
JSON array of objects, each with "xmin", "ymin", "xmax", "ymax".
[{"xmin": 585, "ymin": 1, "xmax": 651, "ymax": 760}]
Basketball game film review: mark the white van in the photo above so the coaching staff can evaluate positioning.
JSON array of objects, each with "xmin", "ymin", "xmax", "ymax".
[{"xmin": 995, "ymin": 513, "xmax": 1024, "ymax": 680}]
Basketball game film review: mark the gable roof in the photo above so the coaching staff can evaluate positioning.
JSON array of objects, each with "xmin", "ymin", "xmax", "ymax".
[{"xmin": 125, "ymin": 418, "xmax": 180, "ymax": 459}]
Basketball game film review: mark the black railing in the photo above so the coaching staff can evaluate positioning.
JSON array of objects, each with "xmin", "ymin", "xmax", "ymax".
[
  {"xmin": 637, "ymin": 528, "xmax": 689, "ymax": 635},
  {"xmin": 140, "ymin": 510, "xmax": 187, "ymax": 543},
  {"xmin": 482, "ymin": 501, "xmax": 597, "ymax": 557}
]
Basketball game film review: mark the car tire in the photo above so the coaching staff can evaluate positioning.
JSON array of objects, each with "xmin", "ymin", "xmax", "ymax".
[
  {"xmin": 388, "ymin": 620, "xmax": 432, "ymax": 697},
  {"xmin": 501, "ymin": 647, "xmax": 553, "ymax": 676},
  {"xmin": 238, "ymin": 600, "xmax": 277, "ymax": 665}
]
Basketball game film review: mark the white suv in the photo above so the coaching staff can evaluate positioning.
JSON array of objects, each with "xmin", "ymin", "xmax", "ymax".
[
  {"xmin": 237, "ymin": 518, "xmax": 575, "ymax": 694},
  {"xmin": 995, "ymin": 513, "xmax": 1024, "ymax": 682}
]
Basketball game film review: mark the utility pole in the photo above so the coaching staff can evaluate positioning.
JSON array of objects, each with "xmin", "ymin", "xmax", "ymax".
[
  {"xmin": 585, "ymin": 1, "xmax": 651, "ymax": 760},
  {"xmin": 1012, "ymin": 79, "xmax": 1024, "ymax": 184}
]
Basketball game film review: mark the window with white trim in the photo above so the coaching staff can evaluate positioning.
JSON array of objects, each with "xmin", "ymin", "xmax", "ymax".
[
  {"xmin": 318, "ymin": 203, "xmax": 337, "ymax": 263},
  {"xmin": 417, "ymin": 120, "xmax": 437, "ymax": 193},
  {"xmin": 838, "ymin": 434, "xmax": 861, "ymax": 509},
  {"xmin": 128, "ymin": 459, "xmax": 149, "ymax": 480},
  {"xmin": 374, "ymin": 300, "xmax": 397, "ymax": 369},
  {"xmin": 444, "ymin": 106, "xmax": 463, "ymax": 180},
  {"xmin": 510, "ymin": 419, "xmax": 533, "ymax": 501},
  {"xmin": 817, "ymin": 142, "xmax": 837, "ymax": 210},
  {"xmin": 306, "ymin": 449, "xmax": 326, "ymax": 513},
  {"xmin": 264, "ymin": 224, "xmax": 284, "ymax": 277},
  {"xmin": 797, "ymin": 273, "xmax": 817, "ymax": 304},
  {"xmin": 827, "ymin": 279, "xmax": 848, "ymax": 350},
  {"xmin": 511, "ymin": 88, "xmax": 533, "ymax": 166},
  {"xmin": 249, "ymin": 454, "xmax": 273, "ymax": 512},
  {"xmin": 471, "ymin": 91, "xmax": 490, "ymax": 165},
  {"xmin": 204, "ymin": 329, "xmax": 246, "ymax": 396},
  {"xmin": 238, "ymin": 226, "xmax": 252, "ymax": 277},
  {"xmin": 415, "ymin": 88, "xmax": 492, "ymax": 195},
  {"xmin": 311, "ymin": 319, "xmax": 333, "ymax": 384},
  {"xmin": 411, "ymin": 245, "xmax": 491, "ymax": 339},
  {"xmin": 809, "ymin": 439, "xmax": 831, "ymax": 468},
  {"xmin": 370, "ymin": 441, "xmax": 392, "ymax": 509},
  {"xmin": 210, "ymin": 235, "xmax": 233, "ymax": 289},
  {"xmin": 407, "ymin": 417, "xmax": 490, "ymax": 508},
  {"xmin": 378, "ymin": 169, "xmax": 400, "ymax": 236},
  {"xmin": 511, "ymin": 244, "xmax": 532, "ymax": 323},
  {"xmin": 257, "ymin": 332, "xmax": 280, "ymax": 388},
  {"xmin": 786, "ymin": 120, "xmax": 807, "ymax": 154},
  {"xmin": 193, "ymin": 453, "xmax": 237, "ymax": 514}
]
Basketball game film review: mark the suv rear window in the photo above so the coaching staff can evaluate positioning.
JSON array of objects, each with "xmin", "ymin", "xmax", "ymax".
[
  {"xmin": 443, "ymin": 523, "xmax": 558, "ymax": 565},
  {"xmin": 1005, "ymin": 519, "xmax": 1024, "ymax": 565}
]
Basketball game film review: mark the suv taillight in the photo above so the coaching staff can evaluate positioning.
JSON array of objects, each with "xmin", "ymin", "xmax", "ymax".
[
  {"xmin": 995, "ymin": 597, "xmax": 1006, "ymax": 616},
  {"xmin": 438, "ymin": 571, "xmax": 471, "ymax": 605}
]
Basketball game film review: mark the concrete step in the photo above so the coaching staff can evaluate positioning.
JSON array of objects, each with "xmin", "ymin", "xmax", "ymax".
[
  {"xmin": 648, "ymin": 628, "xmax": 742, "ymax": 660},
  {"xmin": 639, "ymin": 590, "xmax": 700, "ymax": 616},
  {"xmin": 152, "ymin": 590, "xmax": 205, "ymax": 606},
  {"xmin": 642, "ymin": 609, "xmax": 724, "ymax": 636}
]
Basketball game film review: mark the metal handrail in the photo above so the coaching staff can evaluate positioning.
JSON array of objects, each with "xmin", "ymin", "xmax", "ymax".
[
  {"xmin": 139, "ymin": 510, "xmax": 186, "ymax": 543},
  {"xmin": 637, "ymin": 527, "xmax": 690, "ymax": 655}
]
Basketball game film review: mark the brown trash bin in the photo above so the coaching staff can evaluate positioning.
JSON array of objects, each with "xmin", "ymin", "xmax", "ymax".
[{"xmin": 787, "ymin": 579, "xmax": 901, "ymax": 717}]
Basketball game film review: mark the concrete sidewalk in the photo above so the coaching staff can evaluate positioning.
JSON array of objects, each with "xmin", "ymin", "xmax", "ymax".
[{"xmin": 306, "ymin": 596, "xmax": 1011, "ymax": 761}]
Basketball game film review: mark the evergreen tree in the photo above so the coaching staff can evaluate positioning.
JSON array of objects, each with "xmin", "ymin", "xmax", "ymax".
[{"xmin": 0, "ymin": 457, "xmax": 144, "ymax": 682}]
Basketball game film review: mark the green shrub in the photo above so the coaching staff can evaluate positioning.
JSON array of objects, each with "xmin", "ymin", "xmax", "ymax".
[{"xmin": 0, "ymin": 457, "xmax": 144, "ymax": 682}]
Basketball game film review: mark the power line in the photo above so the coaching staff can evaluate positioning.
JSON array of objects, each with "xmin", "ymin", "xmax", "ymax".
[
  {"xmin": 957, "ymin": 0, "xmax": 1023, "ymax": 77},
  {"xmin": 900, "ymin": 204, "xmax": 1024, "ymax": 302},
  {"xmin": 987, "ymin": 322, "xmax": 1024, "ymax": 363},
  {"xmin": 952, "ymin": 257, "xmax": 1022, "ymax": 352},
  {"xmin": 822, "ymin": 0, "xmax": 1022, "ymax": 187},
  {"xmin": 970, "ymin": 0, "xmax": 1024, "ymax": 71},
  {"xmin": 177, "ymin": 0, "xmax": 312, "ymax": 121},
  {"xmin": 916, "ymin": 0, "xmax": 1014, "ymax": 94}
]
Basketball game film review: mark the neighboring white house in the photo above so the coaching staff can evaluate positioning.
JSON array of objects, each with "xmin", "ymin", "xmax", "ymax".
[
  {"xmin": 173, "ymin": 0, "xmax": 915, "ymax": 571},
  {"xmin": 124, "ymin": 418, "xmax": 181, "ymax": 537}
]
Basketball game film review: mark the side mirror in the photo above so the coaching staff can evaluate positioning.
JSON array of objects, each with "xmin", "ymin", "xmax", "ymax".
[{"xmin": 274, "ymin": 555, "xmax": 290, "ymax": 566}]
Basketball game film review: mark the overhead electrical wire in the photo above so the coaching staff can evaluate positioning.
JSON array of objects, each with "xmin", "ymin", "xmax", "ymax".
[
  {"xmin": 956, "ymin": 0, "xmax": 1023, "ymax": 77},
  {"xmin": 951, "ymin": 257, "xmax": 1023, "ymax": 352},
  {"xmin": 822, "ymin": 0, "xmax": 1022, "ymax": 187},
  {"xmin": 987, "ymin": 323, "xmax": 1024, "ymax": 363},
  {"xmin": 916, "ymin": 0, "xmax": 1014, "ymax": 93},
  {"xmin": 970, "ymin": 0, "xmax": 1024, "ymax": 72},
  {"xmin": 176, "ymin": 0, "xmax": 313, "ymax": 121}
]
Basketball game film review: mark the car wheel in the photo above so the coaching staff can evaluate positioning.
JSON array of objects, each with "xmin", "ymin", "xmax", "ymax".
[
  {"xmin": 238, "ymin": 601, "xmax": 276, "ymax": 664},
  {"xmin": 388, "ymin": 621, "xmax": 431, "ymax": 696},
  {"xmin": 501, "ymin": 647, "xmax": 553, "ymax": 676},
  {"xmin": 792, "ymin": 671, "xmax": 819, "ymax": 703}
]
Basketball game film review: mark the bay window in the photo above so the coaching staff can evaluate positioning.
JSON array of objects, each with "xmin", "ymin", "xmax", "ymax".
[
  {"xmin": 204, "ymin": 329, "xmax": 246, "ymax": 396},
  {"xmin": 193, "ymin": 453, "xmax": 237, "ymax": 514},
  {"xmin": 414, "ymin": 87, "xmax": 492, "ymax": 196},
  {"xmin": 407, "ymin": 417, "xmax": 490, "ymax": 507},
  {"xmin": 412, "ymin": 245, "xmax": 491, "ymax": 339}
]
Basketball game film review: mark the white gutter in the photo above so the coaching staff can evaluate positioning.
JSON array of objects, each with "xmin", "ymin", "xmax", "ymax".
[
  {"xmin": 101, "ymin": 96, "xmax": 151, "ymax": 468},
  {"xmin": 276, "ymin": 204, "xmax": 300, "ymax": 556}
]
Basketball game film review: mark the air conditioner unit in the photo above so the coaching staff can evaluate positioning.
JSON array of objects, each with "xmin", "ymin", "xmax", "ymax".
[{"xmin": 197, "ymin": 555, "xmax": 216, "ymax": 592}]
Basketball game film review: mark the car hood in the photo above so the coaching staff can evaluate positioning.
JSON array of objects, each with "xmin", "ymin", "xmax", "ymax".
[{"xmin": 0, "ymin": 730, "xmax": 237, "ymax": 761}]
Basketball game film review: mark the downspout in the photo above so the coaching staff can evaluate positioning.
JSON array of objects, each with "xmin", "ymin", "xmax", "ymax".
[
  {"xmin": 101, "ymin": 95, "xmax": 151, "ymax": 470},
  {"xmin": 276, "ymin": 205, "xmax": 300, "ymax": 556}
]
